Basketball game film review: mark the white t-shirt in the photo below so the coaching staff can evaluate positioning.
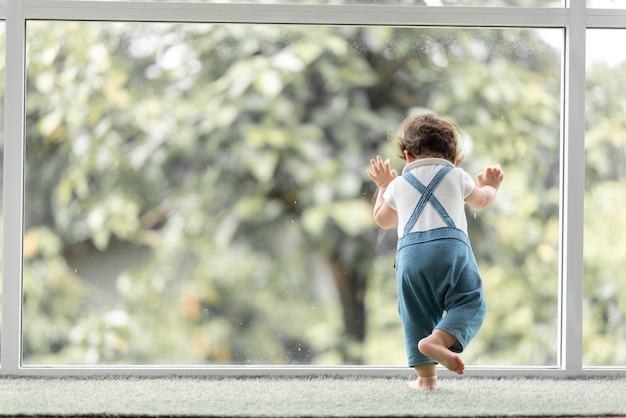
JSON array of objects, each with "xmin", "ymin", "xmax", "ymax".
[{"xmin": 383, "ymin": 158, "xmax": 476, "ymax": 238}]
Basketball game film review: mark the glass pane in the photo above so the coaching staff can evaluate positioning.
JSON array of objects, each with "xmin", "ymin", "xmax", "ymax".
[
  {"xmin": 24, "ymin": 22, "xmax": 562, "ymax": 366},
  {"xmin": 584, "ymin": 29, "xmax": 626, "ymax": 367}
]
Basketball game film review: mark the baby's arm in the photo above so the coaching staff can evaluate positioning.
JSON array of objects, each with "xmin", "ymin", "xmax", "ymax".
[
  {"xmin": 367, "ymin": 155, "xmax": 399, "ymax": 229},
  {"xmin": 465, "ymin": 164, "xmax": 504, "ymax": 209}
]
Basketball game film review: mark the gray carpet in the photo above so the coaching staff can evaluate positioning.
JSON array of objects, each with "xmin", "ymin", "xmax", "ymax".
[{"xmin": 0, "ymin": 375, "xmax": 625, "ymax": 417}]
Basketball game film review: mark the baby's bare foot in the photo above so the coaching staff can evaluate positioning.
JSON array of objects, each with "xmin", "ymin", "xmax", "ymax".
[
  {"xmin": 407, "ymin": 376, "xmax": 437, "ymax": 390},
  {"xmin": 418, "ymin": 337, "xmax": 465, "ymax": 375}
]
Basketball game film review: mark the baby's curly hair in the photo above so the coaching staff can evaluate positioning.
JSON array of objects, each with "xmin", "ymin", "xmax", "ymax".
[{"xmin": 397, "ymin": 113, "xmax": 463, "ymax": 164}]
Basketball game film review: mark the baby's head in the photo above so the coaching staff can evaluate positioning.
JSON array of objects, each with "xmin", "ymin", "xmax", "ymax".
[{"xmin": 398, "ymin": 113, "xmax": 464, "ymax": 164}]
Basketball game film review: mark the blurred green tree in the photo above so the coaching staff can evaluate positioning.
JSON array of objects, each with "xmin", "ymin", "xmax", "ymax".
[{"xmin": 19, "ymin": 21, "xmax": 623, "ymax": 367}]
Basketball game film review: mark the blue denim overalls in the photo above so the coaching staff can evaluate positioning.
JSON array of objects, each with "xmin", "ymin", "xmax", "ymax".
[{"xmin": 395, "ymin": 166, "xmax": 487, "ymax": 367}]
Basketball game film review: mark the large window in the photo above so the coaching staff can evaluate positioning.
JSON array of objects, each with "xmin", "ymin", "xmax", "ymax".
[
  {"xmin": 23, "ymin": 21, "xmax": 562, "ymax": 366},
  {"xmin": 2, "ymin": 1, "xmax": 625, "ymax": 375}
]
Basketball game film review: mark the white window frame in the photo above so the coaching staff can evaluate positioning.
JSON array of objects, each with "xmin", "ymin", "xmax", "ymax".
[{"xmin": 2, "ymin": 0, "xmax": 625, "ymax": 377}]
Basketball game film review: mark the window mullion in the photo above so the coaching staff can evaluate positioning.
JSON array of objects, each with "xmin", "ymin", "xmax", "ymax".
[
  {"xmin": 1, "ymin": 0, "xmax": 26, "ymax": 375},
  {"xmin": 561, "ymin": 0, "xmax": 585, "ymax": 375}
]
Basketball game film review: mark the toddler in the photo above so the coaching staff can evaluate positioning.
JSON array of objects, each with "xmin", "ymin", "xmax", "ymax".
[{"xmin": 367, "ymin": 113, "xmax": 504, "ymax": 390}]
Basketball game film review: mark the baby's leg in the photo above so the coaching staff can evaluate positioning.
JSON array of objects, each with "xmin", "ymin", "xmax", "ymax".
[
  {"xmin": 407, "ymin": 363, "xmax": 437, "ymax": 390},
  {"xmin": 418, "ymin": 329, "xmax": 465, "ymax": 375}
]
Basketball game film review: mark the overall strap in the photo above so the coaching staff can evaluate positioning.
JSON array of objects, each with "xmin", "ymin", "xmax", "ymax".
[{"xmin": 402, "ymin": 166, "xmax": 456, "ymax": 236}]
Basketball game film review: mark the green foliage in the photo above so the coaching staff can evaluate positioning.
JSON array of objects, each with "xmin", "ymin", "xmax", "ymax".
[{"xmin": 16, "ymin": 21, "xmax": 625, "ymax": 368}]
